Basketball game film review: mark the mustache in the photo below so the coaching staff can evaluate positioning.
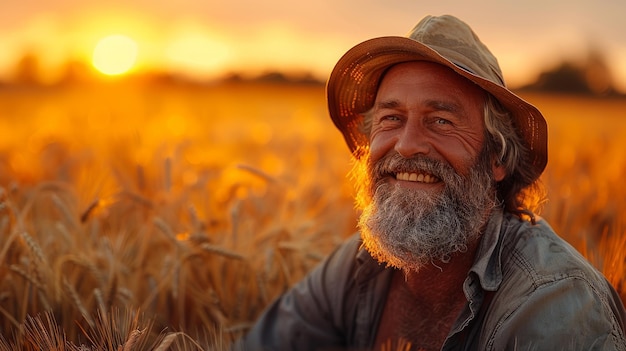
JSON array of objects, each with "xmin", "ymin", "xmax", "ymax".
[{"xmin": 370, "ymin": 153, "xmax": 459, "ymax": 183}]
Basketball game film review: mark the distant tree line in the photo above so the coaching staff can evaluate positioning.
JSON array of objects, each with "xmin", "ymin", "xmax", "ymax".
[
  {"xmin": 2, "ymin": 48, "xmax": 624, "ymax": 96},
  {"xmin": 519, "ymin": 48, "xmax": 623, "ymax": 97}
]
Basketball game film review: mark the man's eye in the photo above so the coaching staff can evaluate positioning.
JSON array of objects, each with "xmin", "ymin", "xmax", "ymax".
[
  {"xmin": 382, "ymin": 115, "xmax": 400, "ymax": 121},
  {"xmin": 436, "ymin": 118, "xmax": 451, "ymax": 125}
]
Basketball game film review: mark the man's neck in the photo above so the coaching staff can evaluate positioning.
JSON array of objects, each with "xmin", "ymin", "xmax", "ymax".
[
  {"xmin": 401, "ymin": 237, "xmax": 480, "ymax": 303},
  {"xmin": 373, "ymin": 238, "xmax": 482, "ymax": 351}
]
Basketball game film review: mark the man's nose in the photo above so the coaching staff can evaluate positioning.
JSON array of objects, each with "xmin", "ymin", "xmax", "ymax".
[{"xmin": 394, "ymin": 120, "xmax": 431, "ymax": 158}]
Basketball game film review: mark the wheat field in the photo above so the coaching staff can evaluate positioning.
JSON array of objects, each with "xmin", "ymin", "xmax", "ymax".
[{"xmin": 0, "ymin": 80, "xmax": 624, "ymax": 350}]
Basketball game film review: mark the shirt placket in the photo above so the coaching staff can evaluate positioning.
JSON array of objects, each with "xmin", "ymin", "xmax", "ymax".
[{"xmin": 442, "ymin": 274, "xmax": 484, "ymax": 350}]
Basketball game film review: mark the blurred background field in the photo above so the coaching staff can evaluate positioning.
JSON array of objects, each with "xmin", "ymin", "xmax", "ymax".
[
  {"xmin": 0, "ymin": 80, "xmax": 625, "ymax": 350},
  {"xmin": 0, "ymin": 80, "xmax": 360, "ymax": 349}
]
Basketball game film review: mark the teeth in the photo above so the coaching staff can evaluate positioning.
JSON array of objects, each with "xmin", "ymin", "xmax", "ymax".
[{"xmin": 396, "ymin": 172, "xmax": 439, "ymax": 183}]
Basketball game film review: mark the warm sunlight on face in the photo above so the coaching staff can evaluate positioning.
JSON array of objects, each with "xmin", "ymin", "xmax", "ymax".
[{"xmin": 92, "ymin": 34, "xmax": 138, "ymax": 75}]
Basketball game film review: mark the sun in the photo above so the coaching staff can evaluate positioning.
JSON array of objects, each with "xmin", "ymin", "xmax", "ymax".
[{"xmin": 92, "ymin": 34, "xmax": 138, "ymax": 75}]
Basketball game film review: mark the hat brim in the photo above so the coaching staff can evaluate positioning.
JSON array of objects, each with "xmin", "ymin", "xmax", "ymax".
[{"xmin": 326, "ymin": 36, "xmax": 547, "ymax": 179}]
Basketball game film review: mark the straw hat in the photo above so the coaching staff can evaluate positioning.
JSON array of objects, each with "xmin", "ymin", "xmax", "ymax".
[{"xmin": 326, "ymin": 14, "xmax": 548, "ymax": 181}]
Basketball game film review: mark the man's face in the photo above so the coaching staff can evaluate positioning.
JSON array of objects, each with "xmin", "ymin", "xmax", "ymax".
[{"xmin": 354, "ymin": 61, "xmax": 505, "ymax": 272}]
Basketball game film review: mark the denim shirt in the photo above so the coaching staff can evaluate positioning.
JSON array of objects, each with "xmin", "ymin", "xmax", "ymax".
[{"xmin": 238, "ymin": 209, "xmax": 626, "ymax": 350}]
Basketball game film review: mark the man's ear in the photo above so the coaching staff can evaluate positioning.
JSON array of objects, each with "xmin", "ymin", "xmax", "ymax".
[{"xmin": 492, "ymin": 158, "xmax": 506, "ymax": 182}]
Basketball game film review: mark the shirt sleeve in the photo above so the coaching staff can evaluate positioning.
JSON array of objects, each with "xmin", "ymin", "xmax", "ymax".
[
  {"xmin": 235, "ymin": 235, "xmax": 362, "ymax": 351},
  {"xmin": 490, "ymin": 276, "xmax": 626, "ymax": 350}
]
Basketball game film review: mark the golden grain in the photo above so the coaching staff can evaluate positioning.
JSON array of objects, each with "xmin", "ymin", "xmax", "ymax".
[{"xmin": 0, "ymin": 84, "xmax": 623, "ymax": 351}]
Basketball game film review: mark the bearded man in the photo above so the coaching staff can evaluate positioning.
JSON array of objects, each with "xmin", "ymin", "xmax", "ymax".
[{"xmin": 236, "ymin": 14, "xmax": 626, "ymax": 351}]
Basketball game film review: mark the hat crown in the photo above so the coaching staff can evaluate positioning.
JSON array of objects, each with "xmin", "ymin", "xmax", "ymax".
[
  {"xmin": 326, "ymin": 15, "xmax": 548, "ymax": 181},
  {"xmin": 409, "ymin": 15, "xmax": 505, "ymax": 86}
]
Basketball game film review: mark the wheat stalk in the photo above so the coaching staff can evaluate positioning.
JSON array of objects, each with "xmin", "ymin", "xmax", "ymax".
[
  {"xmin": 23, "ymin": 312, "xmax": 67, "ymax": 350},
  {"xmin": 121, "ymin": 328, "xmax": 145, "ymax": 351},
  {"xmin": 199, "ymin": 243, "xmax": 244, "ymax": 260},
  {"xmin": 10, "ymin": 264, "xmax": 44, "ymax": 291},
  {"xmin": 136, "ymin": 164, "xmax": 146, "ymax": 191},
  {"xmin": 0, "ymin": 228, "xmax": 20, "ymax": 264},
  {"xmin": 63, "ymin": 277, "xmax": 95, "ymax": 328},
  {"xmin": 20, "ymin": 231, "xmax": 47, "ymax": 264},
  {"xmin": 164, "ymin": 158, "xmax": 172, "ymax": 193},
  {"xmin": 80, "ymin": 198, "xmax": 100, "ymax": 223},
  {"xmin": 236, "ymin": 164, "xmax": 276, "ymax": 183},
  {"xmin": 51, "ymin": 192, "xmax": 78, "ymax": 230},
  {"xmin": 53, "ymin": 254, "xmax": 103, "ymax": 303},
  {"xmin": 107, "ymin": 274, "xmax": 119, "ymax": 311},
  {"xmin": 119, "ymin": 191, "xmax": 154, "ymax": 208},
  {"xmin": 187, "ymin": 205, "xmax": 204, "ymax": 235},
  {"xmin": 94, "ymin": 288, "xmax": 108, "ymax": 326},
  {"xmin": 154, "ymin": 332, "xmax": 179, "ymax": 351},
  {"xmin": 54, "ymin": 221, "xmax": 73, "ymax": 247},
  {"xmin": 0, "ymin": 304, "xmax": 21, "ymax": 329},
  {"xmin": 154, "ymin": 331, "xmax": 205, "ymax": 351},
  {"xmin": 0, "ymin": 209, "xmax": 11, "ymax": 239},
  {"xmin": 153, "ymin": 217, "xmax": 179, "ymax": 245}
]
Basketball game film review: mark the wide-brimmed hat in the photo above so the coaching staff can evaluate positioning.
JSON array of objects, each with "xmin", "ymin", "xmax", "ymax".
[{"xmin": 326, "ymin": 14, "xmax": 548, "ymax": 181}]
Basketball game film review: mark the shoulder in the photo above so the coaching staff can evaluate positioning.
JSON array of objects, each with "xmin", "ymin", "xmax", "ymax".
[
  {"xmin": 238, "ymin": 234, "xmax": 365, "ymax": 350},
  {"xmin": 484, "ymin": 215, "xmax": 626, "ymax": 349},
  {"xmin": 308, "ymin": 233, "xmax": 362, "ymax": 287},
  {"xmin": 499, "ymin": 214, "xmax": 605, "ymax": 285},
  {"xmin": 301, "ymin": 232, "xmax": 387, "ymax": 308},
  {"xmin": 293, "ymin": 232, "xmax": 362, "ymax": 296}
]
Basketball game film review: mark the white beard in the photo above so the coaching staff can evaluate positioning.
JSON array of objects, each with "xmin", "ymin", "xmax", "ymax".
[{"xmin": 355, "ymin": 151, "xmax": 497, "ymax": 272}]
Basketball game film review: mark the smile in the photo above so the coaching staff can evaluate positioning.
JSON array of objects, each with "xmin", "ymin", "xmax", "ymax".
[{"xmin": 396, "ymin": 172, "xmax": 440, "ymax": 183}]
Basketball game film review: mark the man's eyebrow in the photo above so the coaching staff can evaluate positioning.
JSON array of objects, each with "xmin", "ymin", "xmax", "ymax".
[
  {"xmin": 373, "ymin": 99, "xmax": 465, "ymax": 115},
  {"xmin": 373, "ymin": 100, "xmax": 401, "ymax": 110},
  {"xmin": 425, "ymin": 99, "xmax": 463, "ymax": 113}
]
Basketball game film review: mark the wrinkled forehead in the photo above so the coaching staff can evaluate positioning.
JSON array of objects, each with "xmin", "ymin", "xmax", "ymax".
[{"xmin": 372, "ymin": 61, "xmax": 489, "ymax": 114}]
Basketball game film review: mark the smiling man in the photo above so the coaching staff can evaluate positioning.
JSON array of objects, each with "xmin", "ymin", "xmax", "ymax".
[{"xmin": 237, "ymin": 15, "xmax": 626, "ymax": 350}]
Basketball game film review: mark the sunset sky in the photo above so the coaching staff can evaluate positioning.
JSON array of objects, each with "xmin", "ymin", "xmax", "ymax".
[{"xmin": 2, "ymin": 0, "xmax": 625, "ymax": 91}]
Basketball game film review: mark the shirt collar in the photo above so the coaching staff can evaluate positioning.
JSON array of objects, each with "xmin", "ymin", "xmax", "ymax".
[
  {"xmin": 469, "ymin": 208, "xmax": 506, "ymax": 291},
  {"xmin": 355, "ymin": 240, "xmax": 389, "ymax": 282}
]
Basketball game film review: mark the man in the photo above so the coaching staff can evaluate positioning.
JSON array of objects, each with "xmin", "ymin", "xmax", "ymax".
[{"xmin": 237, "ymin": 14, "xmax": 626, "ymax": 350}]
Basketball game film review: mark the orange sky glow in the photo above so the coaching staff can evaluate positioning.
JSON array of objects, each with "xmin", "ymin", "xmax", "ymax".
[{"xmin": 1, "ymin": 1, "xmax": 625, "ymax": 92}]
